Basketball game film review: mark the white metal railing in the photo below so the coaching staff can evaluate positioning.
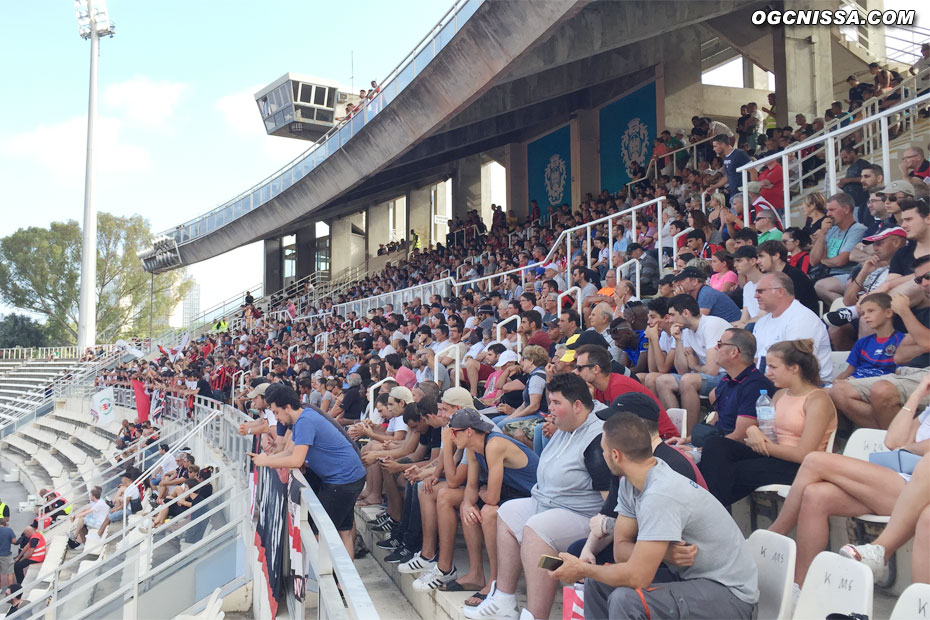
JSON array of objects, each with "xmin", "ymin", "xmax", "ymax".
[
  {"xmin": 434, "ymin": 344, "xmax": 462, "ymax": 388},
  {"xmin": 616, "ymin": 260, "xmax": 641, "ymax": 300},
  {"xmin": 626, "ymin": 134, "xmax": 716, "ymax": 193},
  {"xmin": 495, "ymin": 314, "xmax": 522, "ymax": 354},
  {"xmin": 334, "ymin": 277, "xmax": 455, "ymax": 318},
  {"xmin": 293, "ymin": 470, "xmax": 379, "ymax": 620},
  {"xmin": 557, "ymin": 286, "xmax": 582, "ymax": 328},
  {"xmin": 456, "ymin": 197, "xmax": 668, "ymax": 299},
  {"xmin": 0, "ymin": 345, "xmax": 116, "ymax": 361},
  {"xmin": 365, "ymin": 377, "xmax": 391, "ymax": 424},
  {"xmin": 670, "ymin": 226, "xmax": 695, "ymax": 274},
  {"xmin": 738, "ymin": 86, "xmax": 930, "ymax": 228},
  {"xmin": 159, "ymin": 0, "xmax": 486, "ymax": 246}
]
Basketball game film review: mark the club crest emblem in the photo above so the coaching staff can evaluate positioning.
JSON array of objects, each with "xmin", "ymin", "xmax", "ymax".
[
  {"xmin": 621, "ymin": 117, "xmax": 650, "ymax": 179},
  {"xmin": 544, "ymin": 154, "xmax": 567, "ymax": 205}
]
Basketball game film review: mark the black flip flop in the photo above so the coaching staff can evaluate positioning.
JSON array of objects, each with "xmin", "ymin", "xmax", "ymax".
[
  {"xmin": 464, "ymin": 592, "xmax": 487, "ymax": 607},
  {"xmin": 438, "ymin": 579, "xmax": 482, "ymax": 592}
]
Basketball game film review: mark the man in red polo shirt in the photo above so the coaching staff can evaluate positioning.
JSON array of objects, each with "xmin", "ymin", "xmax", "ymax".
[{"xmin": 573, "ymin": 343, "xmax": 679, "ymax": 439}]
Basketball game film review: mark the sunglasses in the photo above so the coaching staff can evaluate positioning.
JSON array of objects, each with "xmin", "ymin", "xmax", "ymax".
[
  {"xmin": 882, "ymin": 195, "xmax": 899, "ymax": 202},
  {"xmin": 915, "ymin": 273, "xmax": 930, "ymax": 285}
]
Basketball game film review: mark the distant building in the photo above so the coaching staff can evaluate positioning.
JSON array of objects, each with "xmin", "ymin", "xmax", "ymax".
[{"xmin": 182, "ymin": 283, "xmax": 201, "ymax": 326}]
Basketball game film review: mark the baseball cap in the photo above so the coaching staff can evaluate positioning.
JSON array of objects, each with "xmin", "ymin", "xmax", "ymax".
[
  {"xmin": 560, "ymin": 331, "xmax": 609, "ymax": 362},
  {"xmin": 745, "ymin": 181, "xmax": 763, "ymax": 194},
  {"xmin": 595, "ymin": 393, "xmax": 661, "ymax": 422},
  {"xmin": 879, "ymin": 180, "xmax": 915, "ymax": 196},
  {"xmin": 389, "ymin": 386, "xmax": 415, "ymax": 404},
  {"xmin": 733, "ymin": 245, "xmax": 758, "ymax": 259},
  {"xmin": 441, "ymin": 386, "xmax": 474, "ymax": 409},
  {"xmin": 449, "ymin": 408, "xmax": 494, "ymax": 433},
  {"xmin": 246, "ymin": 383, "xmax": 269, "ymax": 399},
  {"xmin": 673, "ymin": 266, "xmax": 705, "ymax": 282},
  {"xmin": 476, "ymin": 305, "xmax": 494, "ymax": 315},
  {"xmin": 495, "ymin": 350, "xmax": 520, "ymax": 367},
  {"xmin": 863, "ymin": 226, "xmax": 906, "ymax": 244},
  {"xmin": 542, "ymin": 263, "xmax": 559, "ymax": 272},
  {"xmin": 658, "ymin": 274, "xmax": 676, "ymax": 287}
]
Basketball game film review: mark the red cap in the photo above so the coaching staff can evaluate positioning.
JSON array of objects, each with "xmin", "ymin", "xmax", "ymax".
[{"xmin": 862, "ymin": 227, "xmax": 906, "ymax": 244}]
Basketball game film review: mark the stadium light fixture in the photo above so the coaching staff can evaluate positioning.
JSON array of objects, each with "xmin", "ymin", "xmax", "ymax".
[{"xmin": 75, "ymin": 0, "xmax": 115, "ymax": 351}]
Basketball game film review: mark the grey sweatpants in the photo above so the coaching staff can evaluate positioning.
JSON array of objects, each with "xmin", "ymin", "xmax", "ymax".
[{"xmin": 583, "ymin": 577, "xmax": 756, "ymax": 620}]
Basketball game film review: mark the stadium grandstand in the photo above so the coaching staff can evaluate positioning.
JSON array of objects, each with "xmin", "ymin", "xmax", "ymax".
[{"xmin": 2, "ymin": 0, "xmax": 930, "ymax": 619}]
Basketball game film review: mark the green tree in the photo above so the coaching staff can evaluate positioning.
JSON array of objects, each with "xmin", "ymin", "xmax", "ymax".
[
  {"xmin": 0, "ymin": 313, "xmax": 49, "ymax": 348},
  {"xmin": 0, "ymin": 214, "xmax": 192, "ymax": 345}
]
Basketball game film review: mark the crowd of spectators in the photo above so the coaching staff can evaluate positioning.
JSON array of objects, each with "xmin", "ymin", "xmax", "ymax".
[{"xmin": 50, "ymin": 65, "xmax": 930, "ymax": 617}]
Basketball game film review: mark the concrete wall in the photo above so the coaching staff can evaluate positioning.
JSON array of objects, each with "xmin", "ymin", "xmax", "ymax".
[
  {"xmin": 703, "ymin": 84, "xmax": 774, "ymax": 129},
  {"xmin": 367, "ymin": 201, "xmax": 391, "ymax": 256},
  {"xmin": 408, "ymin": 186, "xmax": 432, "ymax": 249},
  {"xmin": 505, "ymin": 142, "xmax": 528, "ymax": 221},
  {"xmin": 571, "ymin": 108, "xmax": 599, "ymax": 203},
  {"xmin": 330, "ymin": 212, "xmax": 366, "ymax": 276},
  {"xmin": 661, "ymin": 27, "xmax": 705, "ymax": 132},
  {"xmin": 453, "ymin": 154, "xmax": 482, "ymax": 221},
  {"xmin": 263, "ymin": 238, "xmax": 282, "ymax": 296}
]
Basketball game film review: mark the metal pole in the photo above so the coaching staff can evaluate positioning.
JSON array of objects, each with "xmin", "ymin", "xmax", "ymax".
[
  {"xmin": 77, "ymin": 0, "xmax": 100, "ymax": 350},
  {"xmin": 149, "ymin": 272, "xmax": 154, "ymax": 347}
]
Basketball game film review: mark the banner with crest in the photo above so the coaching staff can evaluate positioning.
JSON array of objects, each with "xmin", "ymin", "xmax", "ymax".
[
  {"xmin": 599, "ymin": 81, "xmax": 657, "ymax": 193},
  {"xmin": 527, "ymin": 124, "xmax": 572, "ymax": 220}
]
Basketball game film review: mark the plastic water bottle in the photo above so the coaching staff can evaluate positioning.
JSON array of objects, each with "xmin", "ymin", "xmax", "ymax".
[{"xmin": 756, "ymin": 390, "xmax": 777, "ymax": 443}]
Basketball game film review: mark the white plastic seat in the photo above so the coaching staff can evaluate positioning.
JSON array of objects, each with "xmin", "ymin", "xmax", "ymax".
[
  {"xmin": 889, "ymin": 582, "xmax": 930, "ymax": 619},
  {"xmin": 793, "ymin": 551, "xmax": 873, "ymax": 619},
  {"xmin": 666, "ymin": 407, "xmax": 686, "ymax": 437},
  {"xmin": 748, "ymin": 530, "xmax": 796, "ymax": 620}
]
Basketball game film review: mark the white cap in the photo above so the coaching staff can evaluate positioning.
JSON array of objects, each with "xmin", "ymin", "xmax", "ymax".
[{"xmin": 495, "ymin": 350, "xmax": 520, "ymax": 367}]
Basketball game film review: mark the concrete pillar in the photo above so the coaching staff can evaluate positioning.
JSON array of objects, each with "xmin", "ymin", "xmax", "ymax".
[
  {"xmin": 480, "ymin": 162, "xmax": 494, "ymax": 226},
  {"xmin": 660, "ymin": 27, "xmax": 704, "ymax": 132},
  {"xmin": 772, "ymin": 1, "xmax": 833, "ymax": 124},
  {"xmin": 408, "ymin": 186, "xmax": 432, "ymax": 250},
  {"xmin": 263, "ymin": 237, "xmax": 282, "ymax": 296},
  {"xmin": 330, "ymin": 212, "xmax": 367, "ymax": 276},
  {"xmin": 571, "ymin": 109, "xmax": 599, "ymax": 205},
  {"xmin": 453, "ymin": 154, "xmax": 482, "ymax": 221},
  {"xmin": 504, "ymin": 142, "xmax": 528, "ymax": 221},
  {"xmin": 368, "ymin": 201, "xmax": 391, "ymax": 256},
  {"xmin": 295, "ymin": 224, "xmax": 315, "ymax": 280}
]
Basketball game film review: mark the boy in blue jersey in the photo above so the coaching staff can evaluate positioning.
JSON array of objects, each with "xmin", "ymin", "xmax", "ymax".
[{"xmin": 835, "ymin": 293, "xmax": 905, "ymax": 380}]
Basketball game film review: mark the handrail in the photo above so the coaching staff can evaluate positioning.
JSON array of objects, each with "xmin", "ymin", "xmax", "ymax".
[
  {"xmin": 557, "ymin": 286, "xmax": 582, "ymax": 328},
  {"xmin": 495, "ymin": 314, "xmax": 522, "ymax": 354},
  {"xmin": 456, "ymin": 197, "xmax": 667, "ymax": 295},
  {"xmin": 158, "ymin": 0, "xmax": 484, "ymax": 245},
  {"xmin": 365, "ymin": 377, "xmax": 391, "ymax": 424},
  {"xmin": 671, "ymin": 226, "xmax": 694, "ymax": 272},
  {"xmin": 616, "ymin": 260, "xmax": 641, "ymax": 301},
  {"xmin": 627, "ymin": 134, "xmax": 716, "ymax": 192},
  {"xmin": 294, "ymin": 470, "xmax": 379, "ymax": 620},
  {"xmin": 434, "ymin": 344, "xmax": 462, "ymax": 388}
]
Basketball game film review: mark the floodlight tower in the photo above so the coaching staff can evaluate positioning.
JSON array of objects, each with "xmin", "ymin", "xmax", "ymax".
[{"xmin": 74, "ymin": 0, "xmax": 115, "ymax": 351}]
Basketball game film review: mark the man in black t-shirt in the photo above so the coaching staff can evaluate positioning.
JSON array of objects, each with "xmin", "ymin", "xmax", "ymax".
[
  {"xmin": 757, "ymin": 240, "xmax": 820, "ymax": 313},
  {"xmin": 705, "ymin": 134, "xmax": 754, "ymax": 203}
]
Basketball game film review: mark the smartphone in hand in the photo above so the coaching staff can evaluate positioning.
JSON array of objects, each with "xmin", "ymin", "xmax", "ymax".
[{"xmin": 538, "ymin": 554, "xmax": 563, "ymax": 571}]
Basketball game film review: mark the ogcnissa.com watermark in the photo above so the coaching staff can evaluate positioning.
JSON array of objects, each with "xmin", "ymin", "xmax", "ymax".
[{"xmin": 752, "ymin": 9, "xmax": 916, "ymax": 26}]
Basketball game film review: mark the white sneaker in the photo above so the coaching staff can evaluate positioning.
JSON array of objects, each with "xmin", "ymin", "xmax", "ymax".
[
  {"xmin": 412, "ymin": 564, "xmax": 457, "ymax": 592},
  {"xmin": 398, "ymin": 551, "xmax": 436, "ymax": 574},
  {"xmin": 791, "ymin": 583, "xmax": 801, "ymax": 617},
  {"xmin": 518, "ymin": 609, "xmax": 538, "ymax": 620},
  {"xmin": 463, "ymin": 581, "xmax": 518, "ymax": 620},
  {"xmin": 839, "ymin": 543, "xmax": 889, "ymax": 581}
]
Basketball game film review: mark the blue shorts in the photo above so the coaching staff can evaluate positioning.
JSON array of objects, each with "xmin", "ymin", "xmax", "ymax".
[{"xmin": 669, "ymin": 372, "xmax": 723, "ymax": 397}]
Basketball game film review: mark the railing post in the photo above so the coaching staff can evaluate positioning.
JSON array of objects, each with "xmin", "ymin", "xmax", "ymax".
[
  {"xmin": 782, "ymin": 154, "xmax": 791, "ymax": 228},
  {"xmin": 585, "ymin": 225, "xmax": 592, "ymax": 269},
  {"xmin": 742, "ymin": 170, "xmax": 750, "ymax": 228},
  {"xmin": 825, "ymin": 135, "xmax": 838, "ymax": 196},
  {"xmin": 607, "ymin": 219, "xmax": 614, "ymax": 271},
  {"xmin": 880, "ymin": 115, "xmax": 891, "ymax": 182},
  {"xmin": 656, "ymin": 196, "xmax": 664, "ymax": 278},
  {"xmin": 557, "ymin": 286, "xmax": 582, "ymax": 329},
  {"xmin": 495, "ymin": 314, "xmax": 522, "ymax": 354},
  {"xmin": 672, "ymin": 227, "xmax": 694, "ymax": 269}
]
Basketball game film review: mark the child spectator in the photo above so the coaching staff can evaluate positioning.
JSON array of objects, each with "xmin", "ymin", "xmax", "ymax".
[{"xmin": 835, "ymin": 293, "xmax": 905, "ymax": 380}]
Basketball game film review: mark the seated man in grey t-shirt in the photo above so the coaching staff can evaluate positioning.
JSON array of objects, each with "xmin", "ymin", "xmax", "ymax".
[{"xmin": 549, "ymin": 413, "xmax": 759, "ymax": 620}]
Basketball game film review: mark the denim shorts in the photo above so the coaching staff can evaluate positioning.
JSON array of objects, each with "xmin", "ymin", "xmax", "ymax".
[{"xmin": 669, "ymin": 372, "xmax": 724, "ymax": 397}]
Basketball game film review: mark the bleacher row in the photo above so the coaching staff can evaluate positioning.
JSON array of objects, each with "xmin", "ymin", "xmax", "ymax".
[
  {"xmin": 0, "ymin": 359, "xmax": 87, "ymax": 421},
  {"xmin": 1, "ymin": 396, "xmax": 233, "ymax": 619}
]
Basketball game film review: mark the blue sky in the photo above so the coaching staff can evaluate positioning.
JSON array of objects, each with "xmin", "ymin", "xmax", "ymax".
[{"xmin": 0, "ymin": 0, "xmax": 450, "ymax": 315}]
